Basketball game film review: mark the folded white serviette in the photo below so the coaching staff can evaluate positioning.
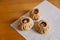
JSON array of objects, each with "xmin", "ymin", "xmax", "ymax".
[{"xmin": 11, "ymin": 1, "xmax": 60, "ymax": 40}]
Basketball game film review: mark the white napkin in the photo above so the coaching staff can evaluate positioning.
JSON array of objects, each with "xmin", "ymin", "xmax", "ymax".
[{"xmin": 11, "ymin": 1, "xmax": 60, "ymax": 40}]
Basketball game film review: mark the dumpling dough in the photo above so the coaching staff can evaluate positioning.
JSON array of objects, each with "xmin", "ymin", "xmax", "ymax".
[
  {"xmin": 18, "ymin": 17, "xmax": 34, "ymax": 31},
  {"xmin": 34, "ymin": 20, "xmax": 49, "ymax": 34},
  {"xmin": 29, "ymin": 8, "xmax": 41, "ymax": 20}
]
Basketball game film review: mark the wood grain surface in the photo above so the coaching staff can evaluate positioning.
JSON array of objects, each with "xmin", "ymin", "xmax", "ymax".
[
  {"xmin": 0, "ymin": 0, "xmax": 43, "ymax": 40},
  {"xmin": 48, "ymin": 0, "xmax": 60, "ymax": 9}
]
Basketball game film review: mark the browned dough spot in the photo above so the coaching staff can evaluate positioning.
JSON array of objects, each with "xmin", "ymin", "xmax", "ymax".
[
  {"xmin": 34, "ymin": 9, "xmax": 39, "ymax": 14},
  {"xmin": 40, "ymin": 22, "xmax": 47, "ymax": 27},
  {"xmin": 22, "ymin": 18, "xmax": 29, "ymax": 23}
]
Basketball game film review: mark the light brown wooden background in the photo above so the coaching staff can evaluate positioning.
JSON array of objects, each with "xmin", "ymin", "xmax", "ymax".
[
  {"xmin": 48, "ymin": 0, "xmax": 60, "ymax": 9},
  {"xmin": 0, "ymin": 0, "xmax": 43, "ymax": 40}
]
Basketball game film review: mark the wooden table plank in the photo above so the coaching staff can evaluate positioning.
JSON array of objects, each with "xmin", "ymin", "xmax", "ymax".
[
  {"xmin": 48, "ymin": 0, "xmax": 60, "ymax": 9},
  {"xmin": 0, "ymin": 0, "xmax": 43, "ymax": 40}
]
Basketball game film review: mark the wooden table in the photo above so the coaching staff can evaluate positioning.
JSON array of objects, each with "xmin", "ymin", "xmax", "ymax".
[
  {"xmin": 0, "ymin": 0, "xmax": 43, "ymax": 40},
  {"xmin": 48, "ymin": 0, "xmax": 60, "ymax": 9}
]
